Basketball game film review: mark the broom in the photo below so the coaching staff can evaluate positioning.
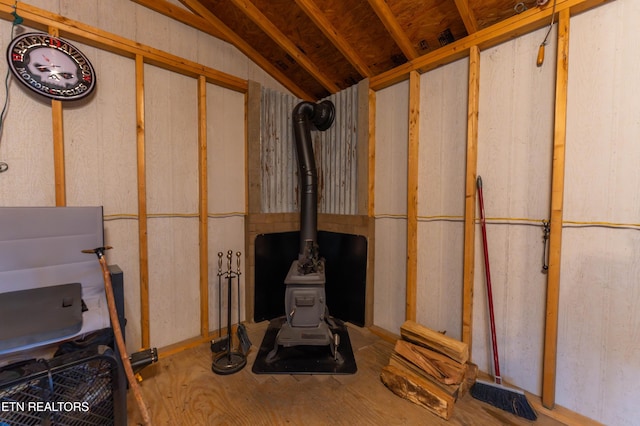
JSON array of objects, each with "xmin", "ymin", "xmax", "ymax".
[{"xmin": 470, "ymin": 176, "xmax": 537, "ymax": 421}]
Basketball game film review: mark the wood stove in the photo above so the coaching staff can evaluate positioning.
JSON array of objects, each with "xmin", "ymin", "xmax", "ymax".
[{"xmin": 266, "ymin": 100, "xmax": 343, "ymax": 363}]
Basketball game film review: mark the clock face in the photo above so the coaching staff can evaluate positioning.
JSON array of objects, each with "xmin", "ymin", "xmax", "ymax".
[{"xmin": 7, "ymin": 32, "xmax": 96, "ymax": 101}]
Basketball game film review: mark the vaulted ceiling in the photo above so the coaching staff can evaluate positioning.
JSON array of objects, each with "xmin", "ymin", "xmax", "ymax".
[{"xmin": 133, "ymin": 0, "xmax": 570, "ymax": 100}]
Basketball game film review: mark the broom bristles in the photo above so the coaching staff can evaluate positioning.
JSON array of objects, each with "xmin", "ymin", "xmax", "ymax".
[{"xmin": 470, "ymin": 379, "xmax": 537, "ymax": 421}]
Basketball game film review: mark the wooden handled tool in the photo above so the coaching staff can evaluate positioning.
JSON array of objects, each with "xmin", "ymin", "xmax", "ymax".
[{"xmin": 83, "ymin": 246, "xmax": 153, "ymax": 425}]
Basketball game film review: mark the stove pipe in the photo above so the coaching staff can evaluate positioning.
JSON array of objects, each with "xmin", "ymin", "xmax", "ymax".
[{"xmin": 292, "ymin": 100, "xmax": 335, "ymax": 273}]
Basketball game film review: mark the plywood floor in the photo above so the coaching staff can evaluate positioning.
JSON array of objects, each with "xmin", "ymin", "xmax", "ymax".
[{"xmin": 127, "ymin": 322, "xmax": 564, "ymax": 425}]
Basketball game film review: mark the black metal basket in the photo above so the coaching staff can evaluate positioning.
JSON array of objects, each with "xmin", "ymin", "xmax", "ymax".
[{"xmin": 0, "ymin": 345, "xmax": 126, "ymax": 426}]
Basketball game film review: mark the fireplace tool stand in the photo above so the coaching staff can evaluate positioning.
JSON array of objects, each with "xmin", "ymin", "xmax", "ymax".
[{"xmin": 212, "ymin": 250, "xmax": 250, "ymax": 375}]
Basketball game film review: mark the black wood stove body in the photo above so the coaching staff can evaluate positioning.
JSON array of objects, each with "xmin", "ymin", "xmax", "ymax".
[{"xmin": 266, "ymin": 100, "xmax": 343, "ymax": 364}]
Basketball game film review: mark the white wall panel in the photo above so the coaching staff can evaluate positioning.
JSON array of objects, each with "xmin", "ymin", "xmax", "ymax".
[
  {"xmin": 103, "ymin": 218, "xmax": 141, "ymax": 354},
  {"xmin": 474, "ymin": 27, "xmax": 555, "ymax": 395},
  {"xmin": 65, "ymin": 49, "xmax": 137, "ymax": 213},
  {"xmin": 135, "ymin": 5, "xmax": 199, "ymax": 66},
  {"xmin": 374, "ymin": 82, "xmax": 408, "ymax": 216},
  {"xmin": 0, "ymin": 23, "xmax": 55, "ymax": 206},
  {"xmin": 373, "ymin": 219, "xmax": 407, "ymax": 333},
  {"xmin": 374, "ymin": 82, "xmax": 408, "ymax": 333},
  {"xmin": 145, "ymin": 65, "xmax": 200, "ymax": 348},
  {"xmin": 60, "ymin": 0, "xmax": 98, "ymax": 29},
  {"xmin": 416, "ymin": 58, "xmax": 468, "ymax": 340},
  {"xmin": 207, "ymin": 84, "xmax": 245, "ymax": 214},
  {"xmin": 63, "ymin": 47, "xmax": 141, "ymax": 349},
  {"xmin": 21, "ymin": 0, "xmax": 56, "ymax": 13},
  {"xmin": 147, "ymin": 218, "xmax": 200, "ymax": 348},
  {"xmin": 560, "ymin": 1, "xmax": 640, "ymax": 423},
  {"xmin": 206, "ymin": 83, "xmax": 246, "ymax": 330}
]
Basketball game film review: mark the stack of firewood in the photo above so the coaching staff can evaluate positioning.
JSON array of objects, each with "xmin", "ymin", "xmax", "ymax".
[{"xmin": 380, "ymin": 320, "xmax": 478, "ymax": 420}]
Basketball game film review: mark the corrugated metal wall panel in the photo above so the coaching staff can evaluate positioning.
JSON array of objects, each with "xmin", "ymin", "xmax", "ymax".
[
  {"xmin": 260, "ymin": 88, "xmax": 299, "ymax": 213},
  {"xmin": 317, "ymin": 87, "xmax": 358, "ymax": 215},
  {"xmin": 260, "ymin": 86, "xmax": 358, "ymax": 214}
]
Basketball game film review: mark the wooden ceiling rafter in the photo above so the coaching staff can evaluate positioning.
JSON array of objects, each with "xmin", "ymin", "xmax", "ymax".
[
  {"xmin": 294, "ymin": 0, "xmax": 372, "ymax": 78},
  {"xmin": 453, "ymin": 0, "xmax": 480, "ymax": 34},
  {"xmin": 228, "ymin": 0, "xmax": 340, "ymax": 93},
  {"xmin": 366, "ymin": 0, "xmax": 420, "ymax": 60},
  {"xmin": 178, "ymin": 0, "xmax": 314, "ymax": 100},
  {"xmin": 130, "ymin": 0, "xmax": 613, "ymax": 100}
]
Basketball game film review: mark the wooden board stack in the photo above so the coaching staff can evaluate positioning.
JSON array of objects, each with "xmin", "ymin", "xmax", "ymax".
[{"xmin": 380, "ymin": 320, "xmax": 478, "ymax": 420}]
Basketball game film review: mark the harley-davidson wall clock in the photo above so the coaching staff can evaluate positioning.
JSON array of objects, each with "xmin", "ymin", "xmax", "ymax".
[{"xmin": 7, "ymin": 32, "xmax": 96, "ymax": 101}]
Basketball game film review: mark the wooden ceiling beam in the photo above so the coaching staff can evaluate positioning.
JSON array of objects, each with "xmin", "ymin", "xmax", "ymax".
[
  {"xmin": 179, "ymin": 0, "xmax": 314, "ymax": 100},
  {"xmin": 228, "ymin": 0, "xmax": 340, "ymax": 93},
  {"xmin": 453, "ymin": 0, "xmax": 479, "ymax": 34},
  {"xmin": 294, "ymin": 0, "xmax": 372, "ymax": 78},
  {"xmin": 370, "ymin": 0, "xmax": 614, "ymax": 91},
  {"xmin": 131, "ymin": 0, "xmax": 228, "ymax": 42},
  {"xmin": 366, "ymin": 0, "xmax": 420, "ymax": 60}
]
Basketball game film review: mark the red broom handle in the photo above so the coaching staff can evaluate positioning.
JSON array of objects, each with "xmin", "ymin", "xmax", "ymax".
[{"xmin": 477, "ymin": 176, "xmax": 502, "ymax": 385}]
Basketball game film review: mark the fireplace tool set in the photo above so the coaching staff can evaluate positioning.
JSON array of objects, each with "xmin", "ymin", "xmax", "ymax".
[{"xmin": 211, "ymin": 250, "xmax": 252, "ymax": 375}]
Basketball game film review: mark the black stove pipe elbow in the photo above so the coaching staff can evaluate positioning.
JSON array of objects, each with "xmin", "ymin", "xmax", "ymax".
[{"xmin": 292, "ymin": 100, "xmax": 335, "ymax": 271}]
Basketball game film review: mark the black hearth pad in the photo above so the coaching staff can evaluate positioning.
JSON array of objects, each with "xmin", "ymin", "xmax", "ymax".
[{"xmin": 252, "ymin": 317, "xmax": 357, "ymax": 375}]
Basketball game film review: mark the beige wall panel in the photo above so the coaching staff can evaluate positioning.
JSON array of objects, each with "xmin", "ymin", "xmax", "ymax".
[
  {"xmin": 0, "ymin": 25, "xmax": 55, "ymax": 205},
  {"xmin": 246, "ymin": 64, "xmax": 291, "ymax": 96},
  {"xmin": 147, "ymin": 218, "xmax": 200, "ymax": 348},
  {"xmin": 135, "ymin": 5, "xmax": 199, "ymax": 66},
  {"xmin": 417, "ymin": 223, "xmax": 464, "ymax": 336},
  {"xmin": 207, "ymin": 217, "xmax": 246, "ymax": 333},
  {"xmin": 21, "ymin": 0, "xmax": 56, "ymax": 13},
  {"xmin": 374, "ymin": 83, "xmax": 408, "ymax": 216},
  {"xmin": 558, "ymin": 230, "xmax": 640, "ymax": 424},
  {"xmin": 63, "ymin": 46, "xmax": 140, "ymax": 351},
  {"xmin": 559, "ymin": 1, "xmax": 640, "ymax": 423},
  {"xmin": 206, "ymin": 84, "xmax": 245, "ymax": 214},
  {"xmin": 97, "ymin": 0, "xmax": 138, "ymax": 41},
  {"xmin": 0, "ymin": 92, "xmax": 54, "ymax": 205},
  {"xmin": 206, "ymin": 83, "xmax": 246, "ymax": 332},
  {"xmin": 415, "ymin": 59, "xmax": 468, "ymax": 340},
  {"xmin": 103, "ymin": 218, "xmax": 142, "ymax": 354},
  {"xmin": 60, "ymin": 0, "xmax": 98, "ymax": 28},
  {"xmin": 192, "ymin": 13, "xmax": 289, "ymax": 94},
  {"xmin": 197, "ymin": 33, "xmax": 249, "ymax": 85},
  {"xmin": 145, "ymin": 65, "xmax": 198, "ymax": 214},
  {"xmin": 474, "ymin": 27, "xmax": 555, "ymax": 395},
  {"xmin": 374, "ymin": 83, "xmax": 408, "ymax": 333},
  {"xmin": 145, "ymin": 65, "xmax": 200, "ymax": 347},
  {"xmin": 373, "ymin": 219, "xmax": 407, "ymax": 333},
  {"xmin": 65, "ymin": 49, "xmax": 137, "ymax": 213}
]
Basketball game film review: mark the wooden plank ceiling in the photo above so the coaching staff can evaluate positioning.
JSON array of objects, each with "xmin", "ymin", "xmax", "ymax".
[{"xmin": 136, "ymin": 0, "xmax": 551, "ymax": 100}]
